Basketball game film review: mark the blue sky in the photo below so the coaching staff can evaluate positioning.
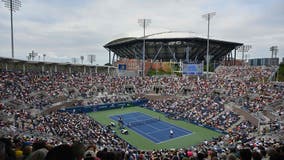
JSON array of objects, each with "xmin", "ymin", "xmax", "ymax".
[{"xmin": 0, "ymin": 0, "xmax": 283, "ymax": 65}]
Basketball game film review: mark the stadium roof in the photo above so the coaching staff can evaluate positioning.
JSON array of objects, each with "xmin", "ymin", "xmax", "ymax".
[{"xmin": 104, "ymin": 31, "xmax": 243, "ymax": 63}]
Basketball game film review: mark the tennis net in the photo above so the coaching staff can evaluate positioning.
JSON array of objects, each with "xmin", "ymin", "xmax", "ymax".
[{"xmin": 127, "ymin": 118, "xmax": 159, "ymax": 127}]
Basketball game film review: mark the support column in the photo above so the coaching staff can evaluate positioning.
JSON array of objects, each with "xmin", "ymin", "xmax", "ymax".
[
  {"xmin": 185, "ymin": 46, "xmax": 190, "ymax": 63},
  {"xmin": 42, "ymin": 65, "xmax": 45, "ymax": 72},
  {"xmin": 50, "ymin": 67, "xmax": 52, "ymax": 75},
  {"xmin": 168, "ymin": 46, "xmax": 177, "ymax": 62},
  {"xmin": 112, "ymin": 53, "xmax": 115, "ymax": 65},
  {"xmin": 234, "ymin": 49, "xmax": 237, "ymax": 65},
  {"xmin": 152, "ymin": 45, "xmax": 163, "ymax": 62},
  {"xmin": 69, "ymin": 66, "xmax": 71, "ymax": 74},
  {"xmin": 90, "ymin": 67, "xmax": 93, "ymax": 84},
  {"xmin": 229, "ymin": 54, "xmax": 231, "ymax": 66},
  {"xmin": 23, "ymin": 64, "xmax": 25, "ymax": 73},
  {"xmin": 230, "ymin": 52, "xmax": 233, "ymax": 66},
  {"xmin": 227, "ymin": 53, "xmax": 230, "ymax": 66},
  {"xmin": 109, "ymin": 50, "xmax": 111, "ymax": 64}
]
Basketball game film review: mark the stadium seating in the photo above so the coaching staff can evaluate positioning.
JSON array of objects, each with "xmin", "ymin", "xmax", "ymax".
[{"xmin": 0, "ymin": 66, "xmax": 283, "ymax": 159}]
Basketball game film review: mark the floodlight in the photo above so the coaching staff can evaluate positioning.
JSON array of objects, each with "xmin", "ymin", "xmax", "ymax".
[
  {"xmin": 2, "ymin": 0, "xmax": 22, "ymax": 58},
  {"xmin": 138, "ymin": 19, "xmax": 151, "ymax": 77},
  {"xmin": 202, "ymin": 12, "xmax": 216, "ymax": 79}
]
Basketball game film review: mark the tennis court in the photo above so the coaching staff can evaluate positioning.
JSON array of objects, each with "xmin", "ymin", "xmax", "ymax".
[{"xmin": 110, "ymin": 112, "xmax": 192, "ymax": 143}]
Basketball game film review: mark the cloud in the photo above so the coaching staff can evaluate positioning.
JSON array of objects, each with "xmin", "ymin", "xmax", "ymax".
[{"xmin": 0, "ymin": 0, "xmax": 283, "ymax": 64}]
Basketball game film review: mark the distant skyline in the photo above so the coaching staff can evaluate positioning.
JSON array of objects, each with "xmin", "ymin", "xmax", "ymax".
[{"xmin": 0, "ymin": 0, "xmax": 283, "ymax": 65}]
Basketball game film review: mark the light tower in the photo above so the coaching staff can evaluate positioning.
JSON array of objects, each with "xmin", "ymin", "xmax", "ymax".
[
  {"xmin": 71, "ymin": 57, "xmax": 77, "ymax": 64},
  {"xmin": 80, "ymin": 56, "xmax": 84, "ymax": 64},
  {"xmin": 28, "ymin": 50, "xmax": 38, "ymax": 61},
  {"xmin": 202, "ymin": 12, "xmax": 216, "ymax": 79},
  {"xmin": 88, "ymin": 54, "xmax": 96, "ymax": 65},
  {"xmin": 2, "ymin": 0, "xmax": 22, "ymax": 58},
  {"xmin": 270, "ymin": 46, "xmax": 278, "ymax": 66},
  {"xmin": 138, "ymin": 18, "xmax": 151, "ymax": 77},
  {"xmin": 237, "ymin": 45, "xmax": 252, "ymax": 64},
  {"xmin": 43, "ymin": 54, "xmax": 46, "ymax": 61},
  {"xmin": 270, "ymin": 46, "xmax": 278, "ymax": 58}
]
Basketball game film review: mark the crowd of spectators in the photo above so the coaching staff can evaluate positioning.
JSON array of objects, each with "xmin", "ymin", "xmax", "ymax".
[
  {"xmin": 0, "ymin": 65, "xmax": 284, "ymax": 159},
  {"xmin": 1, "ymin": 128, "xmax": 283, "ymax": 160},
  {"xmin": 146, "ymin": 95, "xmax": 240, "ymax": 131}
]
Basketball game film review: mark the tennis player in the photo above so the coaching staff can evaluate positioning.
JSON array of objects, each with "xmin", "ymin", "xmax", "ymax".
[
  {"xmin": 170, "ymin": 129, "xmax": 174, "ymax": 138},
  {"xmin": 118, "ymin": 116, "xmax": 124, "ymax": 129}
]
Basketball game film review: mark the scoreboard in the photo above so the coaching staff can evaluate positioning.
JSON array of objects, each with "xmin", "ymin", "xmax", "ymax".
[{"xmin": 182, "ymin": 63, "xmax": 203, "ymax": 75}]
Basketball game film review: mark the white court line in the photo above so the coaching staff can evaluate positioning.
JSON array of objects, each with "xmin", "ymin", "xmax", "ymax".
[
  {"xmin": 125, "ymin": 113, "xmax": 193, "ymax": 143},
  {"xmin": 156, "ymin": 133, "xmax": 192, "ymax": 144},
  {"xmin": 144, "ymin": 122, "xmax": 193, "ymax": 143},
  {"xmin": 147, "ymin": 127, "xmax": 167, "ymax": 134},
  {"xmin": 148, "ymin": 122, "xmax": 192, "ymax": 134},
  {"xmin": 126, "ymin": 113, "xmax": 162, "ymax": 142},
  {"xmin": 131, "ymin": 126, "xmax": 160, "ymax": 142}
]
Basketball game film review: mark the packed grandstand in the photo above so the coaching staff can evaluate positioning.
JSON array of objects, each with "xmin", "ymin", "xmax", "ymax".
[{"xmin": 0, "ymin": 63, "xmax": 284, "ymax": 160}]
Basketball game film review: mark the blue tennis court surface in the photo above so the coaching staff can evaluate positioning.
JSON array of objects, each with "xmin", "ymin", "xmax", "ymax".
[{"xmin": 110, "ymin": 112, "xmax": 192, "ymax": 143}]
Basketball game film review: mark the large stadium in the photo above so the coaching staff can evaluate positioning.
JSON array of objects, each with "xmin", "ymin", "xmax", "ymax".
[
  {"xmin": 104, "ymin": 31, "xmax": 243, "ymax": 76},
  {"xmin": 1, "ymin": 1, "xmax": 284, "ymax": 160},
  {"xmin": 1, "ymin": 49, "xmax": 284, "ymax": 159}
]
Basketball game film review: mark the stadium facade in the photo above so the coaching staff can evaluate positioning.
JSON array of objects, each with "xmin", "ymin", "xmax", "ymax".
[
  {"xmin": 0, "ymin": 57, "xmax": 116, "ymax": 74},
  {"xmin": 104, "ymin": 32, "xmax": 243, "ymax": 75},
  {"xmin": 249, "ymin": 58, "xmax": 279, "ymax": 66}
]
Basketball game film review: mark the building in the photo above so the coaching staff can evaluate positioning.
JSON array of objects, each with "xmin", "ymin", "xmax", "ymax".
[
  {"xmin": 104, "ymin": 31, "xmax": 242, "ymax": 75},
  {"xmin": 248, "ymin": 58, "xmax": 279, "ymax": 66}
]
